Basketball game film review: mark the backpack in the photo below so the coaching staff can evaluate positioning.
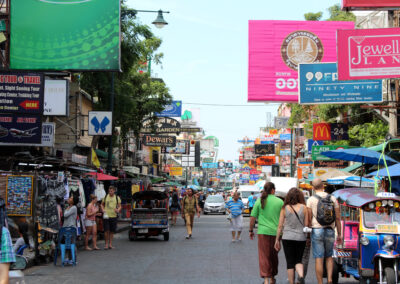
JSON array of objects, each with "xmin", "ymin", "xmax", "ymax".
[{"xmin": 315, "ymin": 194, "xmax": 335, "ymax": 226}]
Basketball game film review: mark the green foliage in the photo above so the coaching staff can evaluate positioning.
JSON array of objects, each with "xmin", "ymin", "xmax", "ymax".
[
  {"xmin": 348, "ymin": 120, "xmax": 388, "ymax": 147},
  {"xmin": 326, "ymin": 4, "xmax": 356, "ymax": 22},
  {"xmin": 80, "ymin": 1, "xmax": 172, "ymax": 143},
  {"xmin": 304, "ymin": 12, "xmax": 323, "ymax": 21}
]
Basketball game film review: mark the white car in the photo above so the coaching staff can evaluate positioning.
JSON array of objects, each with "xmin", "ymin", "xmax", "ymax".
[
  {"xmin": 204, "ymin": 195, "xmax": 226, "ymax": 215},
  {"xmin": 237, "ymin": 185, "xmax": 262, "ymax": 215}
]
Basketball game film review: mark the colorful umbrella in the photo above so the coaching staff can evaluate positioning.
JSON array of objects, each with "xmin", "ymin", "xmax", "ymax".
[{"xmin": 88, "ymin": 172, "xmax": 118, "ymax": 181}]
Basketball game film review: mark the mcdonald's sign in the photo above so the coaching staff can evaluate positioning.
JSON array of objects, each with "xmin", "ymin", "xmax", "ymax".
[{"xmin": 313, "ymin": 123, "xmax": 331, "ymax": 141}]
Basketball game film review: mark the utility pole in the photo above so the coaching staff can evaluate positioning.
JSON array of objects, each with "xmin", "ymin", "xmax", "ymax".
[{"xmin": 388, "ymin": 10, "xmax": 399, "ymax": 138}]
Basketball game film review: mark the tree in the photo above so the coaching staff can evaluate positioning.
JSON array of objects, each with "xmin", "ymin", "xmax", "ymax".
[
  {"xmin": 80, "ymin": 1, "xmax": 172, "ymax": 148},
  {"xmin": 304, "ymin": 12, "xmax": 323, "ymax": 21},
  {"xmin": 327, "ymin": 4, "xmax": 356, "ymax": 22}
]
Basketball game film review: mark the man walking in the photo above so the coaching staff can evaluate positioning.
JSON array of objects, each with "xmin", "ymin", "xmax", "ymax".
[
  {"xmin": 226, "ymin": 191, "xmax": 244, "ymax": 242},
  {"xmin": 181, "ymin": 188, "xmax": 200, "ymax": 239},
  {"xmin": 247, "ymin": 191, "xmax": 256, "ymax": 215},
  {"xmin": 307, "ymin": 178, "xmax": 341, "ymax": 284},
  {"xmin": 101, "ymin": 186, "xmax": 121, "ymax": 249}
]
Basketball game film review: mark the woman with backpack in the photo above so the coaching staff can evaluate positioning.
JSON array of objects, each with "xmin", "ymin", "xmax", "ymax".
[
  {"xmin": 170, "ymin": 189, "xmax": 180, "ymax": 226},
  {"xmin": 249, "ymin": 182, "xmax": 283, "ymax": 284},
  {"xmin": 274, "ymin": 188, "xmax": 310, "ymax": 284}
]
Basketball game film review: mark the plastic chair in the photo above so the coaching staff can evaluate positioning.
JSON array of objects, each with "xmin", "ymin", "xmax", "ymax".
[
  {"xmin": 16, "ymin": 244, "xmax": 28, "ymax": 256},
  {"xmin": 53, "ymin": 227, "xmax": 77, "ymax": 266}
]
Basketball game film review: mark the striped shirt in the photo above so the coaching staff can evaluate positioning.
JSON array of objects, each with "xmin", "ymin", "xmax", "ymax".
[{"xmin": 226, "ymin": 200, "xmax": 244, "ymax": 218}]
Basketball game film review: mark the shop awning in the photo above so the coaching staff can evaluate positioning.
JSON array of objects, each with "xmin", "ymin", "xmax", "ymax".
[
  {"xmin": 68, "ymin": 166, "xmax": 95, "ymax": 172},
  {"xmin": 87, "ymin": 172, "xmax": 118, "ymax": 181},
  {"xmin": 95, "ymin": 149, "xmax": 115, "ymax": 160}
]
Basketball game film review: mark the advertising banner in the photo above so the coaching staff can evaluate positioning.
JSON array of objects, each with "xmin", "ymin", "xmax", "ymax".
[
  {"xmin": 280, "ymin": 134, "xmax": 292, "ymax": 141},
  {"xmin": 256, "ymin": 156, "xmax": 276, "ymax": 166},
  {"xmin": 299, "ymin": 63, "xmax": 382, "ymax": 104},
  {"xmin": 330, "ymin": 123, "xmax": 349, "ymax": 141},
  {"xmin": 155, "ymin": 101, "xmax": 182, "ymax": 117},
  {"xmin": 280, "ymin": 150, "xmax": 291, "ymax": 156},
  {"xmin": 161, "ymin": 140, "xmax": 189, "ymax": 154},
  {"xmin": 142, "ymin": 135, "xmax": 176, "ymax": 147},
  {"xmin": 275, "ymin": 117, "xmax": 289, "ymax": 128},
  {"xmin": 342, "ymin": 0, "xmax": 400, "ymax": 10},
  {"xmin": 314, "ymin": 160, "xmax": 349, "ymax": 168},
  {"xmin": 44, "ymin": 80, "xmax": 68, "ymax": 116},
  {"xmin": 338, "ymin": 28, "xmax": 400, "ymax": 80},
  {"xmin": 0, "ymin": 114, "xmax": 42, "ymax": 144},
  {"xmin": 170, "ymin": 167, "xmax": 183, "ymax": 177},
  {"xmin": 0, "ymin": 72, "xmax": 44, "ymax": 114},
  {"xmin": 141, "ymin": 117, "xmax": 182, "ymax": 134},
  {"xmin": 202, "ymin": 163, "xmax": 218, "ymax": 169},
  {"xmin": 312, "ymin": 145, "xmax": 349, "ymax": 161},
  {"xmin": 0, "ymin": 122, "xmax": 54, "ymax": 147},
  {"xmin": 307, "ymin": 139, "xmax": 324, "ymax": 154},
  {"xmin": 89, "ymin": 111, "xmax": 112, "ymax": 136},
  {"xmin": 298, "ymin": 158, "xmax": 313, "ymax": 167},
  {"xmin": 255, "ymin": 144, "xmax": 275, "ymax": 155},
  {"xmin": 248, "ymin": 20, "xmax": 354, "ymax": 102},
  {"xmin": 313, "ymin": 123, "xmax": 331, "ymax": 141},
  {"xmin": 10, "ymin": 0, "xmax": 120, "ymax": 71}
]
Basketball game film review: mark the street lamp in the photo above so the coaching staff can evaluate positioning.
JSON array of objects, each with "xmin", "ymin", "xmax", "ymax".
[{"xmin": 134, "ymin": 9, "xmax": 170, "ymax": 29}]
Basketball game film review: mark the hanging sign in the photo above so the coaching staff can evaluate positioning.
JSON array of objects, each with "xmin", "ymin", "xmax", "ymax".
[
  {"xmin": 280, "ymin": 134, "xmax": 291, "ymax": 141},
  {"xmin": 256, "ymin": 156, "xmax": 276, "ymax": 166},
  {"xmin": 141, "ymin": 117, "xmax": 181, "ymax": 134},
  {"xmin": 338, "ymin": 28, "xmax": 400, "ymax": 80},
  {"xmin": 255, "ymin": 144, "xmax": 275, "ymax": 155},
  {"xmin": 312, "ymin": 145, "xmax": 349, "ymax": 161},
  {"xmin": 161, "ymin": 140, "xmax": 189, "ymax": 154},
  {"xmin": 155, "ymin": 101, "xmax": 182, "ymax": 117},
  {"xmin": 0, "ymin": 114, "xmax": 42, "ymax": 144},
  {"xmin": 299, "ymin": 63, "xmax": 382, "ymax": 104},
  {"xmin": 342, "ymin": 0, "xmax": 400, "ymax": 10},
  {"xmin": 0, "ymin": 122, "xmax": 54, "ymax": 147},
  {"xmin": 44, "ymin": 79, "xmax": 68, "ymax": 116},
  {"xmin": 313, "ymin": 123, "xmax": 331, "ymax": 141},
  {"xmin": 89, "ymin": 111, "xmax": 112, "ymax": 136},
  {"xmin": 170, "ymin": 167, "xmax": 183, "ymax": 176},
  {"xmin": 330, "ymin": 123, "xmax": 349, "ymax": 141},
  {"xmin": 0, "ymin": 72, "xmax": 44, "ymax": 114},
  {"xmin": 142, "ymin": 135, "xmax": 176, "ymax": 147},
  {"xmin": 314, "ymin": 160, "xmax": 349, "ymax": 168}
]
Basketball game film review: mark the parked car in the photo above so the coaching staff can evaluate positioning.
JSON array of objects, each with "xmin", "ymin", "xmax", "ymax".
[
  {"xmin": 237, "ymin": 185, "xmax": 262, "ymax": 215},
  {"xmin": 204, "ymin": 195, "xmax": 226, "ymax": 215}
]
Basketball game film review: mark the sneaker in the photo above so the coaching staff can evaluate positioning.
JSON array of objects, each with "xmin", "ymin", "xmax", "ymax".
[
  {"xmin": 185, "ymin": 235, "xmax": 190, "ymax": 239},
  {"xmin": 237, "ymin": 237, "xmax": 242, "ymax": 241},
  {"xmin": 189, "ymin": 234, "xmax": 192, "ymax": 239}
]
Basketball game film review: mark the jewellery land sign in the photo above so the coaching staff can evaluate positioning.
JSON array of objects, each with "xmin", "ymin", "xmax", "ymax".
[
  {"xmin": 342, "ymin": 0, "xmax": 400, "ymax": 10},
  {"xmin": 10, "ymin": 0, "xmax": 120, "ymax": 71},
  {"xmin": 142, "ymin": 135, "xmax": 176, "ymax": 147},
  {"xmin": 0, "ymin": 114, "xmax": 42, "ymax": 144},
  {"xmin": 248, "ymin": 20, "xmax": 354, "ymax": 102},
  {"xmin": 155, "ymin": 101, "xmax": 182, "ymax": 117},
  {"xmin": 89, "ymin": 111, "xmax": 112, "ymax": 136},
  {"xmin": 338, "ymin": 28, "xmax": 400, "ymax": 80},
  {"xmin": 44, "ymin": 80, "xmax": 68, "ymax": 116},
  {"xmin": 299, "ymin": 63, "xmax": 382, "ymax": 104},
  {"xmin": 0, "ymin": 72, "xmax": 44, "ymax": 114},
  {"xmin": 255, "ymin": 144, "xmax": 275, "ymax": 155}
]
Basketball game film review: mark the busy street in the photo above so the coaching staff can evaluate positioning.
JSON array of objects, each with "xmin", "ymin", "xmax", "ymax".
[{"xmin": 24, "ymin": 214, "xmax": 358, "ymax": 284}]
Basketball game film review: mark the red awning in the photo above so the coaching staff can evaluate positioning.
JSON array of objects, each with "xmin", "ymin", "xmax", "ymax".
[{"xmin": 88, "ymin": 172, "xmax": 118, "ymax": 181}]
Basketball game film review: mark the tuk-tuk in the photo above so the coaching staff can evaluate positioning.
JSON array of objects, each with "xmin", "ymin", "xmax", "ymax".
[
  {"xmin": 129, "ymin": 190, "xmax": 169, "ymax": 241},
  {"xmin": 332, "ymin": 188, "xmax": 400, "ymax": 284}
]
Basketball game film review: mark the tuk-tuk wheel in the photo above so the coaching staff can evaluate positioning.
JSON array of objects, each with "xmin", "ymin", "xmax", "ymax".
[
  {"xmin": 359, "ymin": 278, "xmax": 377, "ymax": 284},
  {"xmin": 384, "ymin": 267, "xmax": 396, "ymax": 284},
  {"xmin": 129, "ymin": 230, "xmax": 137, "ymax": 241},
  {"xmin": 163, "ymin": 232, "xmax": 169, "ymax": 241}
]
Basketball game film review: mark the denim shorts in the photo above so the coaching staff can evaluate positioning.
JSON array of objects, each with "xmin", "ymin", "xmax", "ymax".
[{"xmin": 311, "ymin": 228, "xmax": 335, "ymax": 258}]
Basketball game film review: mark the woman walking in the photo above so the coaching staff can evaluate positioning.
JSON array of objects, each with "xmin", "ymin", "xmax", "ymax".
[
  {"xmin": 85, "ymin": 194, "xmax": 100, "ymax": 250},
  {"xmin": 249, "ymin": 182, "xmax": 283, "ymax": 284},
  {"xmin": 226, "ymin": 191, "xmax": 244, "ymax": 242},
  {"xmin": 170, "ymin": 189, "xmax": 180, "ymax": 225},
  {"xmin": 274, "ymin": 188, "xmax": 309, "ymax": 284}
]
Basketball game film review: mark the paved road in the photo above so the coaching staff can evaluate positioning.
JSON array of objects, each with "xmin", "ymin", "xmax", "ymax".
[{"xmin": 24, "ymin": 214, "xmax": 358, "ymax": 284}]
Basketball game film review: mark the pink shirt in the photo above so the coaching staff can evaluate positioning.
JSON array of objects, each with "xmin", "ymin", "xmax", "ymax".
[{"xmin": 86, "ymin": 203, "xmax": 99, "ymax": 221}]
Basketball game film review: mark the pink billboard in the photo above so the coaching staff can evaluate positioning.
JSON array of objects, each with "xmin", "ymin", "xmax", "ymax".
[
  {"xmin": 342, "ymin": 0, "xmax": 400, "ymax": 10},
  {"xmin": 248, "ymin": 20, "xmax": 354, "ymax": 102},
  {"xmin": 337, "ymin": 28, "xmax": 400, "ymax": 80}
]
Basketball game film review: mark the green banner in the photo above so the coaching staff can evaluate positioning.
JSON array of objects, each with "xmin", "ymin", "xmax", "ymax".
[
  {"xmin": 10, "ymin": 0, "xmax": 120, "ymax": 70},
  {"xmin": 311, "ymin": 145, "xmax": 349, "ymax": 161}
]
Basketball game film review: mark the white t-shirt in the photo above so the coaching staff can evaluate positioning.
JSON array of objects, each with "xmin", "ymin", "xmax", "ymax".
[{"xmin": 307, "ymin": 191, "xmax": 339, "ymax": 229}]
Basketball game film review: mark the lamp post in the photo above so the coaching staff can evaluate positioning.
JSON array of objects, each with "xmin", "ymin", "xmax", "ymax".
[{"xmin": 106, "ymin": 9, "xmax": 170, "ymax": 174}]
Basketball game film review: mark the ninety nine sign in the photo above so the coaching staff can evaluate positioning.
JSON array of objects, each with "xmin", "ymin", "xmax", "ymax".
[
  {"xmin": 337, "ymin": 28, "xmax": 400, "ymax": 80},
  {"xmin": 142, "ymin": 135, "xmax": 176, "ymax": 147},
  {"xmin": 313, "ymin": 123, "xmax": 331, "ymax": 141}
]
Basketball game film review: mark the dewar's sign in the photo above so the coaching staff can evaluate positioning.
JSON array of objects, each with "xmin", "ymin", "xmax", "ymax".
[{"xmin": 338, "ymin": 28, "xmax": 400, "ymax": 80}]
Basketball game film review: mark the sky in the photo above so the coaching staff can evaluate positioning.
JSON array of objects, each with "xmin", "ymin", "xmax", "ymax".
[{"xmin": 126, "ymin": 0, "xmax": 341, "ymax": 163}]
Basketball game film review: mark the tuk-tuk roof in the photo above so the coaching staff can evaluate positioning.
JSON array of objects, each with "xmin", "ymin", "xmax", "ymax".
[
  {"xmin": 132, "ymin": 190, "xmax": 168, "ymax": 200},
  {"xmin": 332, "ymin": 188, "xmax": 400, "ymax": 207}
]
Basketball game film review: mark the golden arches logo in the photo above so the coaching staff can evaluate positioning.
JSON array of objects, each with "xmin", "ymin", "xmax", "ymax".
[{"xmin": 314, "ymin": 125, "xmax": 330, "ymax": 139}]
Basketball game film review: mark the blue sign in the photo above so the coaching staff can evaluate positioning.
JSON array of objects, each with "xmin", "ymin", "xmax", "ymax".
[
  {"xmin": 0, "ymin": 114, "xmax": 42, "ymax": 144},
  {"xmin": 307, "ymin": 139, "xmax": 324, "ymax": 154},
  {"xmin": 280, "ymin": 134, "xmax": 291, "ymax": 141},
  {"xmin": 299, "ymin": 63, "xmax": 382, "ymax": 104},
  {"xmin": 260, "ymin": 140, "xmax": 275, "ymax": 144},
  {"xmin": 250, "ymin": 174, "xmax": 259, "ymax": 181},
  {"xmin": 280, "ymin": 150, "xmax": 290, "ymax": 156},
  {"xmin": 202, "ymin": 162, "xmax": 218, "ymax": 169},
  {"xmin": 156, "ymin": 101, "xmax": 182, "ymax": 117}
]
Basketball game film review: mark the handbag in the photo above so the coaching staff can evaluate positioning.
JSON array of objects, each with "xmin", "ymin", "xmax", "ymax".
[{"xmin": 289, "ymin": 205, "xmax": 311, "ymax": 234}]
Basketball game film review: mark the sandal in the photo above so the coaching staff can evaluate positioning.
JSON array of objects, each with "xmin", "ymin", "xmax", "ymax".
[{"xmin": 85, "ymin": 247, "xmax": 92, "ymax": 251}]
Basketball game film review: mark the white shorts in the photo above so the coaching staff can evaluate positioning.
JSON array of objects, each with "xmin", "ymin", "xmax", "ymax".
[
  {"xmin": 85, "ymin": 219, "xmax": 96, "ymax": 227},
  {"xmin": 230, "ymin": 215, "xmax": 243, "ymax": 232}
]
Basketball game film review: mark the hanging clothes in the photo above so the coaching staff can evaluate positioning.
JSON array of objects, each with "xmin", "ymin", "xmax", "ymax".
[
  {"xmin": 37, "ymin": 196, "xmax": 60, "ymax": 231},
  {"xmin": 81, "ymin": 177, "xmax": 96, "ymax": 207},
  {"xmin": 68, "ymin": 178, "xmax": 86, "ymax": 208},
  {"xmin": 95, "ymin": 182, "xmax": 106, "ymax": 201}
]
